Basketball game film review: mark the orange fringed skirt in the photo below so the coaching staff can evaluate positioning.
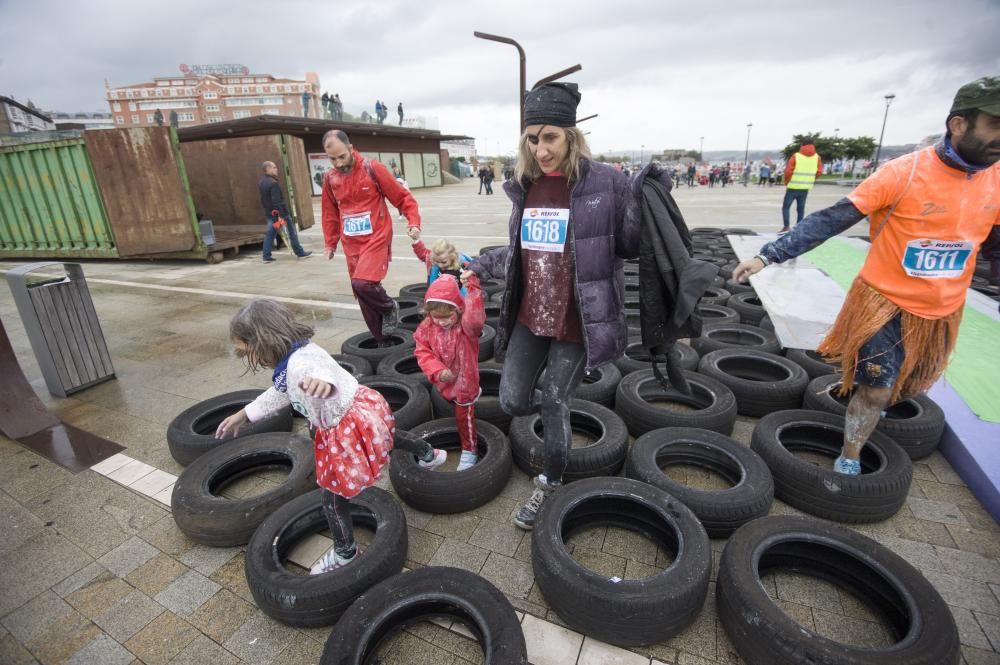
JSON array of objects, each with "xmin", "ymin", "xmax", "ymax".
[{"xmin": 816, "ymin": 277, "xmax": 962, "ymax": 403}]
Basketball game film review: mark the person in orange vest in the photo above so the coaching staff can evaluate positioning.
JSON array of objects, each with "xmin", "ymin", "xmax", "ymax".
[
  {"xmin": 734, "ymin": 76, "xmax": 1000, "ymax": 475},
  {"xmin": 779, "ymin": 143, "xmax": 824, "ymax": 233}
]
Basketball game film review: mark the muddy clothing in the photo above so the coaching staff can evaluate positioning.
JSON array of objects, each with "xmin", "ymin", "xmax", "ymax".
[
  {"xmin": 469, "ymin": 159, "xmax": 651, "ymax": 370},
  {"xmin": 321, "ymin": 150, "xmax": 422, "ymax": 282},
  {"xmin": 517, "ymin": 173, "xmax": 583, "ymax": 343}
]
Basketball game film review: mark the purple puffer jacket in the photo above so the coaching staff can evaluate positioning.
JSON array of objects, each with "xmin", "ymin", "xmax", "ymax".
[{"xmin": 470, "ymin": 160, "xmax": 660, "ymax": 370}]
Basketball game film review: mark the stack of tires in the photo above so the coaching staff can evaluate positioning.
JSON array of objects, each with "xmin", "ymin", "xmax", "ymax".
[{"xmin": 160, "ymin": 231, "xmax": 958, "ymax": 662}]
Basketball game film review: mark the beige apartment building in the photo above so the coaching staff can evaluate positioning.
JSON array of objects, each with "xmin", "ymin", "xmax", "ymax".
[{"xmin": 105, "ymin": 65, "xmax": 321, "ymax": 128}]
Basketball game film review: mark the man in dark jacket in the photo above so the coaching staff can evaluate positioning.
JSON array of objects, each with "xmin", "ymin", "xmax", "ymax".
[{"xmin": 259, "ymin": 161, "xmax": 311, "ymax": 263}]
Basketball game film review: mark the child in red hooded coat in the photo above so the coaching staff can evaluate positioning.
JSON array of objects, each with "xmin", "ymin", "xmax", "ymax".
[{"xmin": 414, "ymin": 273, "xmax": 484, "ymax": 471}]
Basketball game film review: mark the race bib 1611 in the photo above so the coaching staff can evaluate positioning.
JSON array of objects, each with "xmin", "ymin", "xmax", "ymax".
[{"xmin": 901, "ymin": 239, "xmax": 973, "ymax": 278}]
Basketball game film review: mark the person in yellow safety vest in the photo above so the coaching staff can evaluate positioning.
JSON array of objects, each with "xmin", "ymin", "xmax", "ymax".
[{"xmin": 779, "ymin": 143, "xmax": 823, "ymax": 233}]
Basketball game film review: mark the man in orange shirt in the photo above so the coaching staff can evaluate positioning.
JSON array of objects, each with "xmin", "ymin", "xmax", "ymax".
[
  {"xmin": 321, "ymin": 130, "xmax": 422, "ymax": 339},
  {"xmin": 734, "ymin": 76, "xmax": 1000, "ymax": 475}
]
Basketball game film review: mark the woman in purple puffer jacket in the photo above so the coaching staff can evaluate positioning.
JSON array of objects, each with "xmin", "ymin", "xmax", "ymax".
[{"xmin": 466, "ymin": 82, "xmax": 665, "ymax": 530}]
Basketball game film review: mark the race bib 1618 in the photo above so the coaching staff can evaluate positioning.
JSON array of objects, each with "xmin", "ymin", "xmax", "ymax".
[
  {"xmin": 521, "ymin": 208, "xmax": 569, "ymax": 252},
  {"xmin": 901, "ymin": 239, "xmax": 973, "ymax": 278}
]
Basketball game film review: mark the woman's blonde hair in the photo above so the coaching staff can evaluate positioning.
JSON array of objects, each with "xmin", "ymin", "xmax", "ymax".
[
  {"xmin": 514, "ymin": 126, "xmax": 592, "ymax": 186},
  {"xmin": 431, "ymin": 239, "xmax": 460, "ymax": 270},
  {"xmin": 229, "ymin": 299, "xmax": 314, "ymax": 374}
]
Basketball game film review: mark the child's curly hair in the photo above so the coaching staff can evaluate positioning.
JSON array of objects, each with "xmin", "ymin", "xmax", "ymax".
[
  {"xmin": 431, "ymin": 239, "xmax": 461, "ymax": 270},
  {"xmin": 229, "ymin": 299, "xmax": 314, "ymax": 373}
]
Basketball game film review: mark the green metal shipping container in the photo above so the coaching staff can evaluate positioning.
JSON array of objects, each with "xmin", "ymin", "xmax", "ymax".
[{"xmin": 0, "ymin": 135, "xmax": 118, "ymax": 258}]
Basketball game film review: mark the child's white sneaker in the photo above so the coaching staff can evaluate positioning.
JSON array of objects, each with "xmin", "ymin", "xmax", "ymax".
[
  {"xmin": 309, "ymin": 543, "xmax": 362, "ymax": 575},
  {"xmin": 418, "ymin": 448, "xmax": 447, "ymax": 470},
  {"xmin": 456, "ymin": 451, "xmax": 479, "ymax": 471}
]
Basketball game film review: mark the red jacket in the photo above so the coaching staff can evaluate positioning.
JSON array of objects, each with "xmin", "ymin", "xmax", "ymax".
[
  {"xmin": 321, "ymin": 150, "xmax": 422, "ymax": 281},
  {"xmin": 783, "ymin": 144, "xmax": 824, "ymax": 185},
  {"xmin": 414, "ymin": 275, "xmax": 484, "ymax": 404}
]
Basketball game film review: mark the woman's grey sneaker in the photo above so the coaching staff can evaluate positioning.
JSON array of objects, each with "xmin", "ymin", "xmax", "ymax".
[
  {"xmin": 309, "ymin": 543, "xmax": 362, "ymax": 575},
  {"xmin": 513, "ymin": 475, "xmax": 559, "ymax": 530}
]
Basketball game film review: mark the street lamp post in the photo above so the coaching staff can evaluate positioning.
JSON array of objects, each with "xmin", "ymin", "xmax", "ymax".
[
  {"xmin": 699, "ymin": 136, "xmax": 704, "ymax": 162},
  {"xmin": 640, "ymin": 144, "xmax": 644, "ymax": 165},
  {"xmin": 473, "ymin": 32, "xmax": 526, "ymax": 132},
  {"xmin": 743, "ymin": 122, "xmax": 753, "ymax": 185},
  {"xmin": 872, "ymin": 93, "xmax": 896, "ymax": 170}
]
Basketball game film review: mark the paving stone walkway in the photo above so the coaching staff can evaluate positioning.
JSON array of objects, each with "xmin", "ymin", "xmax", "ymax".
[{"xmin": 1, "ymin": 179, "xmax": 997, "ymax": 665}]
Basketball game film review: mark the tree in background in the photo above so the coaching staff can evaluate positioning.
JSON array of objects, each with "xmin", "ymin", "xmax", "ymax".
[{"xmin": 783, "ymin": 132, "xmax": 876, "ymax": 174}]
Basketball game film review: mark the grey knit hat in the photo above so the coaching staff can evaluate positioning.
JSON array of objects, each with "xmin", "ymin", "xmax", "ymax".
[{"xmin": 523, "ymin": 82, "xmax": 581, "ymax": 127}]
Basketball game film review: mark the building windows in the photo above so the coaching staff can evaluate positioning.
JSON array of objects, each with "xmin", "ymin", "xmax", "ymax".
[
  {"xmin": 233, "ymin": 110, "xmax": 251, "ymax": 119},
  {"xmin": 131, "ymin": 114, "xmax": 139, "ymax": 124},
  {"xmin": 206, "ymin": 104, "xmax": 220, "ymax": 112},
  {"xmin": 241, "ymin": 86, "xmax": 250, "ymax": 94},
  {"xmin": 115, "ymin": 115, "xmax": 124, "ymax": 124},
  {"xmin": 128, "ymin": 102, "xmax": 137, "ymax": 111},
  {"xmin": 155, "ymin": 89, "xmax": 163, "ymax": 97},
  {"xmin": 146, "ymin": 114, "xmax": 155, "ymax": 123},
  {"xmin": 208, "ymin": 116, "xmax": 222, "ymax": 123},
  {"xmin": 177, "ymin": 112, "xmax": 194, "ymax": 122},
  {"xmin": 204, "ymin": 91, "xmax": 218, "ymax": 99},
  {"xmin": 112, "ymin": 102, "xmax": 121, "ymax": 112}
]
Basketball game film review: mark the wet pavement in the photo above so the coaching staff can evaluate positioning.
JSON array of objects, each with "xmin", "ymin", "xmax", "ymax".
[{"xmin": 0, "ymin": 178, "xmax": 997, "ymax": 665}]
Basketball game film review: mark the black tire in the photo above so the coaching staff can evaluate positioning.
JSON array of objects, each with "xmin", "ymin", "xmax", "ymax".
[
  {"xmin": 397, "ymin": 311, "xmax": 424, "ymax": 332},
  {"xmin": 758, "ymin": 314, "xmax": 774, "ymax": 332},
  {"xmin": 532, "ymin": 477, "xmax": 711, "ymax": 646},
  {"xmin": 726, "ymin": 292, "xmax": 767, "ymax": 325},
  {"xmin": 574, "ymin": 363, "xmax": 622, "ymax": 408},
  {"xmin": 625, "ymin": 427, "xmax": 773, "ymax": 538},
  {"xmin": 784, "ymin": 348, "xmax": 835, "ymax": 379},
  {"xmin": 478, "ymin": 323, "xmax": 496, "ymax": 361},
  {"xmin": 718, "ymin": 262, "xmax": 739, "ymax": 280},
  {"xmin": 171, "ymin": 433, "xmax": 316, "ymax": 546},
  {"xmin": 376, "ymin": 347, "xmax": 429, "ymax": 388},
  {"xmin": 389, "ymin": 419, "xmax": 511, "ymax": 513},
  {"xmin": 722, "ymin": 227, "xmax": 756, "ymax": 235},
  {"xmin": 483, "ymin": 304, "xmax": 501, "ymax": 329},
  {"xmin": 340, "ymin": 330, "xmax": 415, "ymax": 365},
  {"xmin": 245, "ymin": 487, "xmax": 406, "ymax": 627},
  {"xmin": 697, "ymin": 303, "xmax": 740, "ymax": 326},
  {"xmin": 398, "ymin": 283, "xmax": 429, "ymax": 299},
  {"xmin": 802, "ymin": 375, "xmax": 945, "ymax": 460},
  {"xmin": 718, "ymin": 515, "xmax": 960, "ymax": 665},
  {"xmin": 321, "ymin": 566, "xmax": 527, "ymax": 665},
  {"xmin": 700, "ymin": 286, "xmax": 732, "ymax": 306},
  {"xmin": 615, "ymin": 339, "xmax": 699, "ymax": 375},
  {"xmin": 724, "ymin": 277, "xmax": 755, "ymax": 295},
  {"xmin": 393, "ymin": 296, "xmax": 422, "ymax": 316},
  {"xmin": 750, "ymin": 409, "xmax": 912, "ymax": 523},
  {"xmin": 331, "ymin": 354, "xmax": 372, "ymax": 379},
  {"xmin": 697, "ymin": 348, "xmax": 809, "ymax": 417},
  {"xmin": 430, "ymin": 362, "xmax": 510, "ymax": 431},
  {"xmin": 358, "ymin": 376, "xmax": 432, "ymax": 431},
  {"xmin": 167, "ymin": 390, "xmax": 293, "ymax": 466},
  {"xmin": 490, "ymin": 290, "xmax": 505, "ymax": 304},
  {"xmin": 690, "ymin": 227, "xmax": 724, "ymax": 235},
  {"xmin": 480, "ymin": 278, "xmax": 506, "ymax": 297},
  {"xmin": 691, "ymin": 323, "xmax": 781, "ymax": 355},
  {"xmin": 509, "ymin": 400, "xmax": 629, "ymax": 481},
  {"xmin": 615, "ymin": 369, "xmax": 738, "ymax": 436}
]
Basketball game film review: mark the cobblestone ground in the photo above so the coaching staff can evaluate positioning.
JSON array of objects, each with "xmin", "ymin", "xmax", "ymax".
[{"xmin": 1, "ymin": 178, "xmax": 997, "ymax": 665}]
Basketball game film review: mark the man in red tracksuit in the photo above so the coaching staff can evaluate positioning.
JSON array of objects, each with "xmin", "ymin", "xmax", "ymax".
[
  {"xmin": 414, "ymin": 274, "xmax": 485, "ymax": 472},
  {"xmin": 321, "ymin": 130, "xmax": 422, "ymax": 339}
]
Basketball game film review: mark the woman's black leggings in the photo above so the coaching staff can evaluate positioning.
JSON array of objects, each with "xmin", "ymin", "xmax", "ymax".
[
  {"xmin": 498, "ymin": 322, "xmax": 587, "ymax": 484},
  {"xmin": 321, "ymin": 431, "xmax": 433, "ymax": 556}
]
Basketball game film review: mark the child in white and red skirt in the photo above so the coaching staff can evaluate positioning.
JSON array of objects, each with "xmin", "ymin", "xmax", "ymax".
[{"xmin": 215, "ymin": 299, "xmax": 446, "ymax": 574}]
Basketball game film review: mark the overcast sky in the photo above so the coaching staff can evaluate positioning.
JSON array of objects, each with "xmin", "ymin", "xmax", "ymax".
[{"xmin": 3, "ymin": 0, "xmax": 998, "ymax": 155}]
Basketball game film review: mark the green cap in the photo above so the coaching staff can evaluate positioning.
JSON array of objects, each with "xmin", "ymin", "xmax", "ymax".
[{"xmin": 950, "ymin": 76, "xmax": 1000, "ymax": 115}]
